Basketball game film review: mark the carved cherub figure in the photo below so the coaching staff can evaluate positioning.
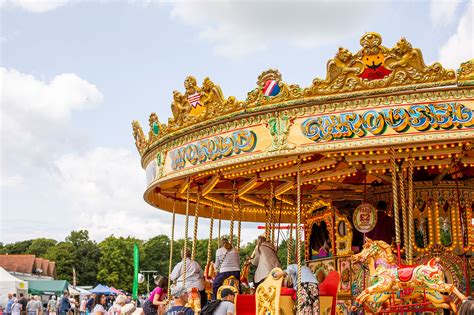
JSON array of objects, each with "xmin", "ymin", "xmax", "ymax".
[
  {"xmin": 170, "ymin": 90, "xmax": 187, "ymax": 126},
  {"xmin": 184, "ymin": 75, "xmax": 201, "ymax": 96},
  {"xmin": 388, "ymin": 37, "xmax": 427, "ymax": 70},
  {"xmin": 201, "ymin": 77, "xmax": 226, "ymax": 106},
  {"xmin": 325, "ymin": 47, "xmax": 362, "ymax": 83}
]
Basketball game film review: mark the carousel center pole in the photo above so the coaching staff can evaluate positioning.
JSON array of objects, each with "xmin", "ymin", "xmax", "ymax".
[
  {"xmin": 296, "ymin": 158, "xmax": 303, "ymax": 314},
  {"xmin": 390, "ymin": 148, "xmax": 401, "ymax": 264},
  {"xmin": 399, "ymin": 168, "xmax": 407, "ymax": 258}
]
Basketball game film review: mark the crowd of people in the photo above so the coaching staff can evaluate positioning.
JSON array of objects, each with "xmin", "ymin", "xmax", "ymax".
[
  {"xmin": 3, "ymin": 234, "xmax": 321, "ymax": 315},
  {"xmin": 3, "ymin": 291, "xmax": 144, "ymax": 315}
]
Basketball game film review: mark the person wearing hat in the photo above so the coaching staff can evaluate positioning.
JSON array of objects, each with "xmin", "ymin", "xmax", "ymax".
[
  {"xmin": 164, "ymin": 286, "xmax": 193, "ymax": 315},
  {"xmin": 213, "ymin": 288, "xmax": 235, "ymax": 315}
]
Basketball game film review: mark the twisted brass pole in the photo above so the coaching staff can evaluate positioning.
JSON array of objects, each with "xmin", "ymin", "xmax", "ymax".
[
  {"xmin": 206, "ymin": 203, "xmax": 215, "ymax": 266},
  {"xmin": 287, "ymin": 223, "xmax": 293, "ymax": 267},
  {"xmin": 229, "ymin": 181, "xmax": 237, "ymax": 245},
  {"xmin": 296, "ymin": 159, "xmax": 302, "ymax": 314},
  {"xmin": 191, "ymin": 191, "xmax": 201, "ymax": 260},
  {"xmin": 270, "ymin": 181, "xmax": 275, "ymax": 243},
  {"xmin": 167, "ymin": 200, "xmax": 176, "ymax": 300},
  {"xmin": 399, "ymin": 168, "xmax": 408, "ymax": 252},
  {"xmin": 390, "ymin": 148, "xmax": 400, "ymax": 245},
  {"xmin": 237, "ymin": 201, "xmax": 242, "ymax": 251},
  {"xmin": 408, "ymin": 159, "xmax": 414, "ymax": 264},
  {"xmin": 183, "ymin": 180, "xmax": 191, "ymax": 287}
]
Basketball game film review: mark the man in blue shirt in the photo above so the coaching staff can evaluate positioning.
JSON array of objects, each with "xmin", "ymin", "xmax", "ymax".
[
  {"xmin": 6, "ymin": 293, "xmax": 14, "ymax": 315},
  {"xmin": 58, "ymin": 291, "xmax": 71, "ymax": 315},
  {"xmin": 165, "ymin": 286, "xmax": 194, "ymax": 315}
]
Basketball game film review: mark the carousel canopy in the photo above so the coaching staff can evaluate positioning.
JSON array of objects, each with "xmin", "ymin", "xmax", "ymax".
[{"xmin": 132, "ymin": 32, "xmax": 474, "ymax": 223}]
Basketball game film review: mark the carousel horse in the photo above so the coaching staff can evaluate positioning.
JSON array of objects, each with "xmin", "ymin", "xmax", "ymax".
[
  {"xmin": 351, "ymin": 238, "xmax": 466, "ymax": 313},
  {"xmin": 186, "ymin": 287, "xmax": 201, "ymax": 313}
]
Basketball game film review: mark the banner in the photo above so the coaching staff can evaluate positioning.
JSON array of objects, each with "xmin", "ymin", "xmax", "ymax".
[{"xmin": 132, "ymin": 244, "xmax": 139, "ymax": 300}]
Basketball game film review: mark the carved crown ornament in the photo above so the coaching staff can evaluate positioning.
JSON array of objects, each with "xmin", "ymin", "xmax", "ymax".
[{"xmin": 132, "ymin": 32, "xmax": 469, "ymax": 156}]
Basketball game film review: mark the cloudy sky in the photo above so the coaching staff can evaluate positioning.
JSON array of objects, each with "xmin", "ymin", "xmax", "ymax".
[{"xmin": 1, "ymin": 0, "xmax": 472, "ymax": 245}]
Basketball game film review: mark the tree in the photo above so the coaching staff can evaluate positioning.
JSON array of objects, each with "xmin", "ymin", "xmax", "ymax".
[
  {"xmin": 4, "ymin": 240, "xmax": 32, "ymax": 254},
  {"xmin": 45, "ymin": 242, "xmax": 75, "ymax": 281},
  {"xmin": 142, "ymin": 235, "xmax": 170, "ymax": 276},
  {"xmin": 66, "ymin": 230, "xmax": 100, "ymax": 286},
  {"xmin": 97, "ymin": 236, "xmax": 142, "ymax": 292},
  {"xmin": 27, "ymin": 238, "xmax": 57, "ymax": 257}
]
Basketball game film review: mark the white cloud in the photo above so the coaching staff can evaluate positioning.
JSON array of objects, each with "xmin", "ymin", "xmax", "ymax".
[
  {"xmin": 0, "ymin": 175, "xmax": 23, "ymax": 187},
  {"xmin": 53, "ymin": 147, "xmax": 169, "ymax": 240},
  {"xmin": 430, "ymin": 0, "xmax": 462, "ymax": 25},
  {"xmin": 0, "ymin": 0, "xmax": 72, "ymax": 13},
  {"xmin": 168, "ymin": 1, "xmax": 387, "ymax": 58},
  {"xmin": 0, "ymin": 67, "xmax": 103, "ymax": 186},
  {"xmin": 438, "ymin": 2, "xmax": 473, "ymax": 69}
]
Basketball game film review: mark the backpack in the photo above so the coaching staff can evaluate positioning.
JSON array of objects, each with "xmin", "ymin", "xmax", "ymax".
[{"xmin": 200, "ymin": 300, "xmax": 222, "ymax": 315}]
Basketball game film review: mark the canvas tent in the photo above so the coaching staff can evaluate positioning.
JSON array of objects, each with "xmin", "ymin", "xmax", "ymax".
[
  {"xmin": 91, "ymin": 284, "xmax": 113, "ymax": 295},
  {"xmin": 0, "ymin": 267, "xmax": 28, "ymax": 308},
  {"xmin": 28, "ymin": 280, "xmax": 69, "ymax": 295}
]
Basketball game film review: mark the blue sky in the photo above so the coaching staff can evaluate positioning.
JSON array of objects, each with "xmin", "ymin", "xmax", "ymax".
[{"xmin": 1, "ymin": 0, "xmax": 472, "ymax": 244}]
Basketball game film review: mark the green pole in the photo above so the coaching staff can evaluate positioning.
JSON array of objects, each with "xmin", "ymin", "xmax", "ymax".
[{"xmin": 132, "ymin": 244, "xmax": 139, "ymax": 300}]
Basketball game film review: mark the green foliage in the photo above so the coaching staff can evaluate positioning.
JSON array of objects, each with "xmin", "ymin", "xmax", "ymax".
[
  {"xmin": 97, "ymin": 236, "xmax": 142, "ymax": 292},
  {"xmin": 44, "ymin": 242, "xmax": 75, "ymax": 281},
  {"xmin": 27, "ymin": 238, "xmax": 57, "ymax": 257},
  {"xmin": 66, "ymin": 230, "xmax": 100, "ymax": 286},
  {"xmin": 4, "ymin": 240, "xmax": 33, "ymax": 254}
]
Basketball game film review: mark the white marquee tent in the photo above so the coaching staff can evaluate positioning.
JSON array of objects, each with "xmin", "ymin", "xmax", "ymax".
[{"xmin": 0, "ymin": 267, "xmax": 28, "ymax": 308}]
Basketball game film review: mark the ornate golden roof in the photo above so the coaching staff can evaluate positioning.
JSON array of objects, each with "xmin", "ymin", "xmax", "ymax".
[{"xmin": 133, "ymin": 32, "xmax": 469, "ymax": 157}]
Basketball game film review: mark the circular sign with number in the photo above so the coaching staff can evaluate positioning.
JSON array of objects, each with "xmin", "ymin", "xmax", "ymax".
[{"xmin": 353, "ymin": 203, "xmax": 377, "ymax": 233}]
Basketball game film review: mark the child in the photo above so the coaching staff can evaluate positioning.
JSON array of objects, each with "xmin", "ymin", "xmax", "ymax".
[{"xmin": 143, "ymin": 276, "xmax": 168, "ymax": 315}]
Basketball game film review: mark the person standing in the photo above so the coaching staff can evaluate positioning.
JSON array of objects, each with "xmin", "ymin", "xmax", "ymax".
[
  {"xmin": 273, "ymin": 264, "xmax": 319, "ymax": 315},
  {"xmin": 250, "ymin": 236, "xmax": 280, "ymax": 287},
  {"xmin": 107, "ymin": 295, "xmax": 126, "ymax": 315},
  {"xmin": 6, "ymin": 293, "xmax": 14, "ymax": 315},
  {"xmin": 212, "ymin": 239, "xmax": 240, "ymax": 300},
  {"xmin": 212, "ymin": 288, "xmax": 235, "ymax": 315},
  {"xmin": 26, "ymin": 297, "xmax": 36, "ymax": 315},
  {"xmin": 91, "ymin": 295, "xmax": 107, "ymax": 315},
  {"xmin": 18, "ymin": 294, "xmax": 28, "ymax": 315},
  {"xmin": 79, "ymin": 297, "xmax": 87, "ymax": 315},
  {"xmin": 58, "ymin": 292, "xmax": 71, "ymax": 315},
  {"xmin": 47, "ymin": 296, "xmax": 58, "ymax": 315},
  {"xmin": 33, "ymin": 296, "xmax": 43, "ymax": 315},
  {"xmin": 85, "ymin": 294, "xmax": 95, "ymax": 314},
  {"xmin": 12, "ymin": 299, "xmax": 22, "ymax": 315},
  {"xmin": 164, "ymin": 287, "xmax": 193, "ymax": 315},
  {"xmin": 170, "ymin": 249, "xmax": 206, "ymax": 307}
]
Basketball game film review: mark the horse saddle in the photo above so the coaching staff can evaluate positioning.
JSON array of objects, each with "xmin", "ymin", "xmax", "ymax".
[{"xmin": 397, "ymin": 267, "xmax": 415, "ymax": 282}]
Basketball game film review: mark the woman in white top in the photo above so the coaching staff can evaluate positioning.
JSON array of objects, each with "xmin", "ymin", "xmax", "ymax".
[
  {"xmin": 12, "ymin": 299, "xmax": 22, "ymax": 315},
  {"xmin": 170, "ymin": 249, "xmax": 207, "ymax": 307},
  {"xmin": 92, "ymin": 294, "xmax": 107, "ymax": 315},
  {"xmin": 212, "ymin": 238, "xmax": 240, "ymax": 300}
]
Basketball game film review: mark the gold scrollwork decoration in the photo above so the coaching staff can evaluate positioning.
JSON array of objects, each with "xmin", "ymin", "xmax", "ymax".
[{"xmin": 457, "ymin": 59, "xmax": 474, "ymax": 86}]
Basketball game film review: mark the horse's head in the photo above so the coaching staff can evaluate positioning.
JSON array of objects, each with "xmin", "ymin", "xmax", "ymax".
[{"xmin": 351, "ymin": 238, "xmax": 384, "ymax": 264}]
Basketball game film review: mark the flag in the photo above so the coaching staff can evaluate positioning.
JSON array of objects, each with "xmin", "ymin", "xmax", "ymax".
[{"xmin": 132, "ymin": 244, "xmax": 139, "ymax": 300}]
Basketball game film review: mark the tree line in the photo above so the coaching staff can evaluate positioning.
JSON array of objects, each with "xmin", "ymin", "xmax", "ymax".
[{"xmin": 0, "ymin": 230, "xmax": 290, "ymax": 293}]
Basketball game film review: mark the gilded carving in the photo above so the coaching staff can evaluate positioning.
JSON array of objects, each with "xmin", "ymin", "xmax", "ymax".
[
  {"xmin": 305, "ymin": 32, "xmax": 455, "ymax": 97},
  {"xmin": 148, "ymin": 112, "xmax": 166, "ymax": 141},
  {"xmin": 457, "ymin": 59, "xmax": 474, "ymax": 86},
  {"xmin": 246, "ymin": 69, "xmax": 302, "ymax": 108},
  {"xmin": 265, "ymin": 112, "xmax": 295, "ymax": 152},
  {"xmin": 132, "ymin": 120, "xmax": 147, "ymax": 153}
]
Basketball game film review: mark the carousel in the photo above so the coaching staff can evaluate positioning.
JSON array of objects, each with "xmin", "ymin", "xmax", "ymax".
[{"xmin": 132, "ymin": 32, "xmax": 474, "ymax": 314}]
